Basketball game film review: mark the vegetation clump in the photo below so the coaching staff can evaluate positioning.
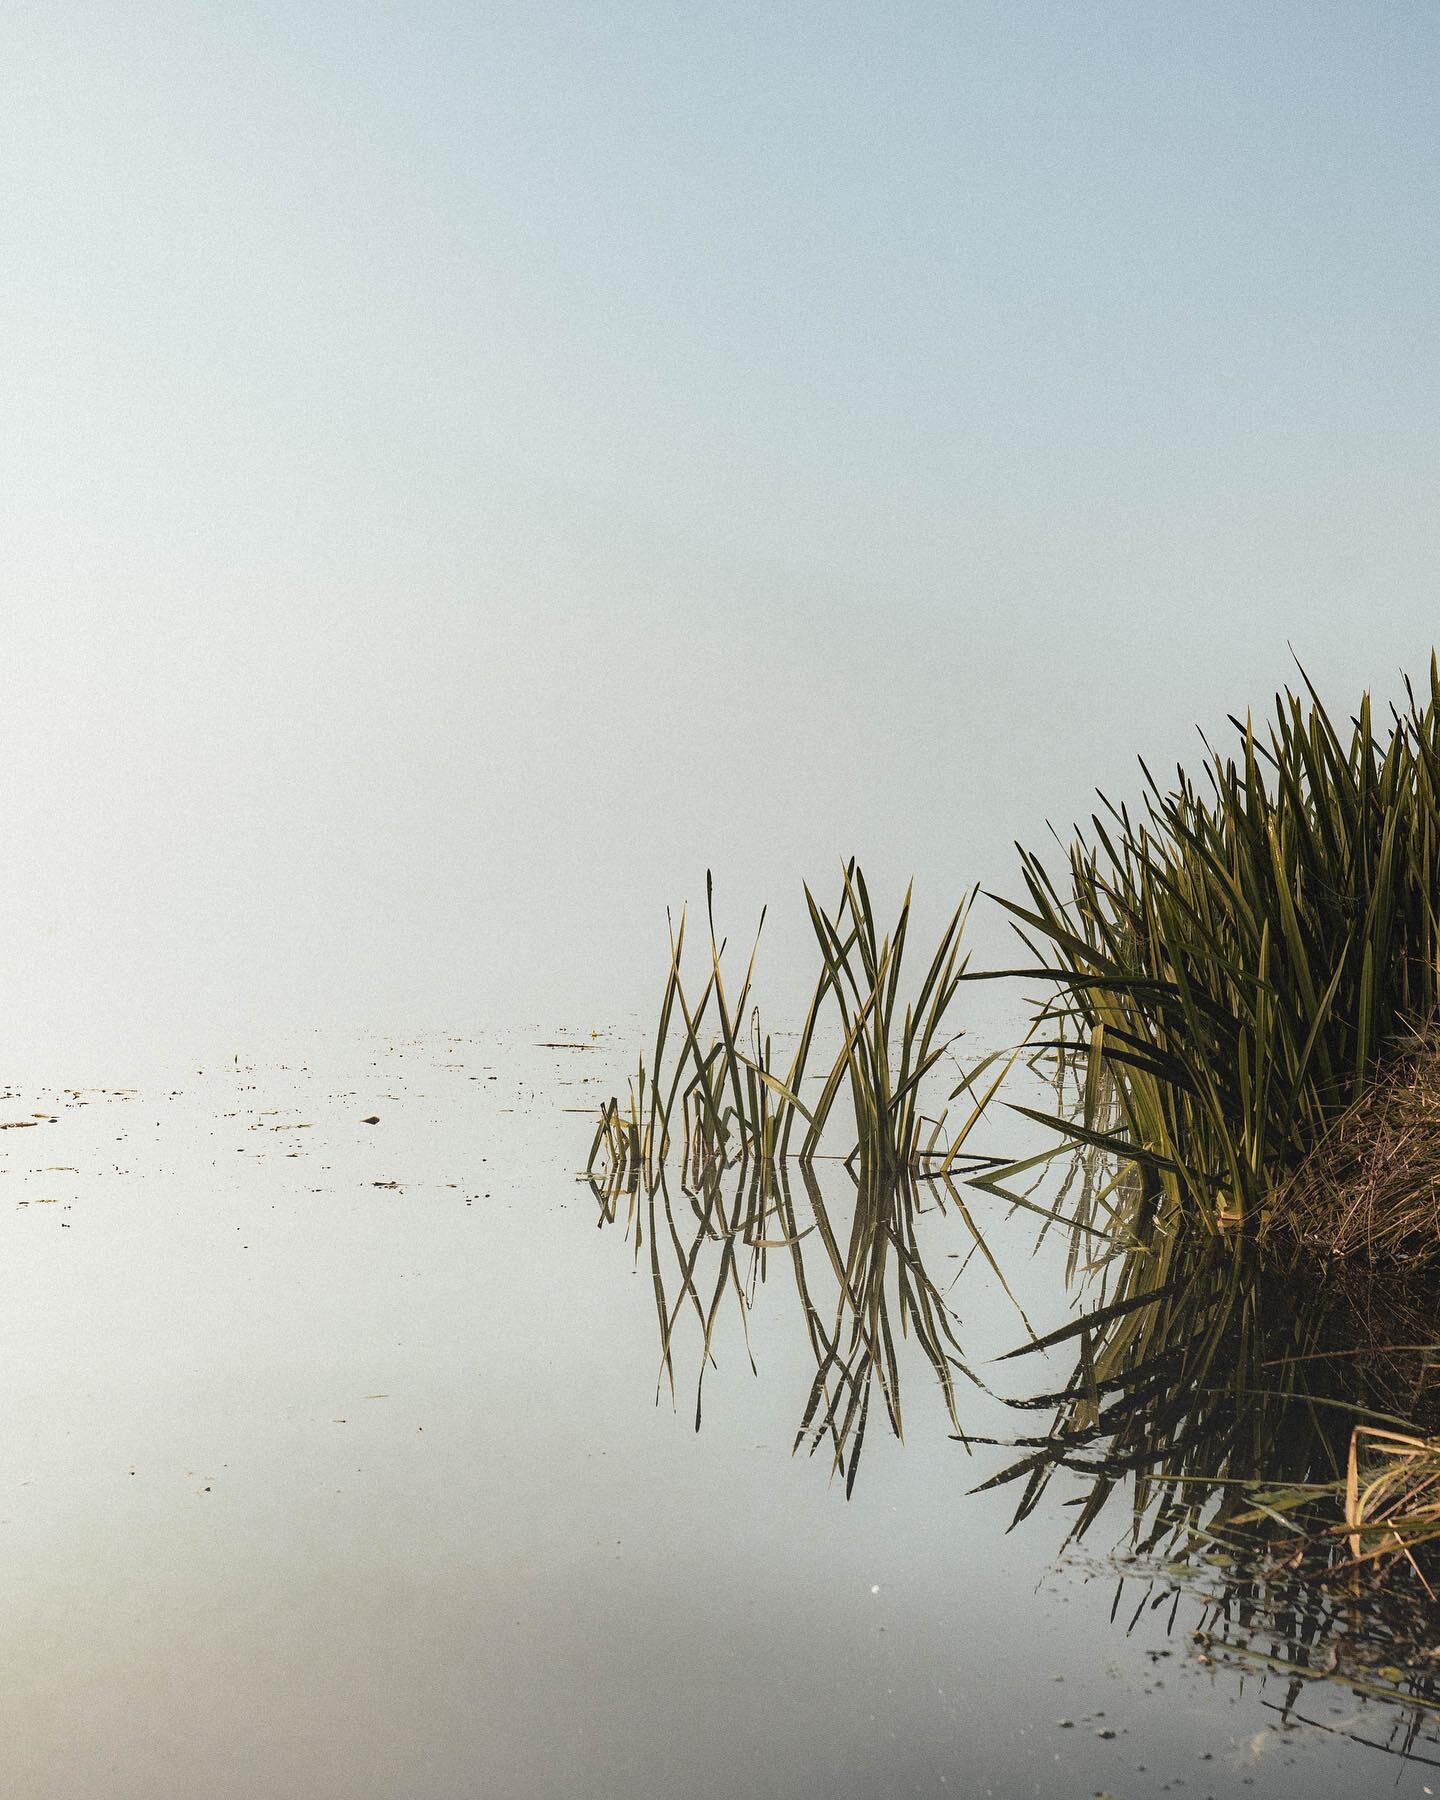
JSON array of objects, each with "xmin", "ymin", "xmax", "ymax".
[
  {"xmin": 1007, "ymin": 661, "xmax": 1440, "ymax": 1244},
  {"xmin": 592, "ymin": 658, "xmax": 1440, "ymax": 1597}
]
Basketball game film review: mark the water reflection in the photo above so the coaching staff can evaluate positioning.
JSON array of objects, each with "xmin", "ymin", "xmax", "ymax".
[
  {"xmin": 588, "ymin": 1092, "xmax": 1440, "ymax": 1768},
  {"xmin": 993, "ymin": 1236, "xmax": 1439, "ymax": 1539},
  {"xmin": 993, "ymin": 1177, "xmax": 1440, "ymax": 1765},
  {"xmin": 590, "ymin": 1159, "xmax": 1014, "ymax": 1493},
  {"xmin": 1103, "ymin": 1538, "xmax": 1440, "ymax": 1766}
]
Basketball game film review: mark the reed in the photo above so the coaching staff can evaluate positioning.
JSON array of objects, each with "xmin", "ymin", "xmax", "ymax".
[
  {"xmin": 587, "ymin": 864, "xmax": 1008, "ymax": 1185},
  {"xmin": 586, "ymin": 879, "xmax": 780, "ymax": 1187},
  {"xmin": 1001, "ymin": 661, "xmax": 1440, "ymax": 1237},
  {"xmin": 1340, "ymin": 1425, "xmax": 1440, "ymax": 1575}
]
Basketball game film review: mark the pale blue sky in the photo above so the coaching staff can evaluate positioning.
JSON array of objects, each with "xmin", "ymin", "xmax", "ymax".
[{"xmin": 3, "ymin": 3, "xmax": 1438, "ymax": 1065}]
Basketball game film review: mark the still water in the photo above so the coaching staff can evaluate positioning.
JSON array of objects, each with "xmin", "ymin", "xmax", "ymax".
[{"xmin": 0, "ymin": 1029, "xmax": 1433, "ymax": 1798}]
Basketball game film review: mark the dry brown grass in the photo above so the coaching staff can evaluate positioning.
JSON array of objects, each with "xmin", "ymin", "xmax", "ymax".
[
  {"xmin": 1343, "ymin": 1425, "xmax": 1440, "ymax": 1581},
  {"xmin": 1272, "ymin": 1028, "xmax": 1440, "ymax": 1266}
]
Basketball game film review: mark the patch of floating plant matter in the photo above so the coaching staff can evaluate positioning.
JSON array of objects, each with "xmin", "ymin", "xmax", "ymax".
[{"xmin": 1092, "ymin": 1535, "xmax": 1440, "ymax": 1764}]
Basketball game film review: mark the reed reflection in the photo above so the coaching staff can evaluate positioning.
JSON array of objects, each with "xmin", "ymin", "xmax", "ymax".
[
  {"xmin": 591, "ymin": 1158, "xmax": 1016, "ymax": 1494},
  {"xmin": 992, "ymin": 1154, "xmax": 1440, "ymax": 1764}
]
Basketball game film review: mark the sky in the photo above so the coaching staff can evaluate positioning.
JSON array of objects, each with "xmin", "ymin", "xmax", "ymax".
[{"xmin": 3, "ymin": 1, "xmax": 1438, "ymax": 1070}]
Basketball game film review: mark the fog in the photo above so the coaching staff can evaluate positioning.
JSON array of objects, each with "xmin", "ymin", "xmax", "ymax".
[{"xmin": 4, "ymin": 2, "xmax": 1436, "ymax": 1073}]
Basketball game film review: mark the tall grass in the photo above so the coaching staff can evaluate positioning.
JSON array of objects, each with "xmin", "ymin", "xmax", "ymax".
[
  {"xmin": 1003, "ymin": 662, "xmax": 1440, "ymax": 1234},
  {"xmin": 589, "ymin": 864, "xmax": 1012, "ymax": 1186}
]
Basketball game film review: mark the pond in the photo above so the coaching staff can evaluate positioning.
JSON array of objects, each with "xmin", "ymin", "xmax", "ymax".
[{"xmin": 0, "ymin": 1028, "xmax": 1435, "ymax": 1798}]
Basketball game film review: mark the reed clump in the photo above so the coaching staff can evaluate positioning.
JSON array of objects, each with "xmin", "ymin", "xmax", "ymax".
[
  {"xmin": 1006, "ymin": 661, "xmax": 1440, "ymax": 1242},
  {"xmin": 588, "ymin": 863, "xmax": 1012, "ymax": 1188}
]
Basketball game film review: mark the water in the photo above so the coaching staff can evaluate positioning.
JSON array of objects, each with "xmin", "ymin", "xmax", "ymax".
[{"xmin": 0, "ymin": 1029, "xmax": 1435, "ymax": 1798}]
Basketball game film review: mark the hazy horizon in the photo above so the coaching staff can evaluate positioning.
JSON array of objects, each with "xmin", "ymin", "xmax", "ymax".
[{"xmin": 5, "ymin": 2, "xmax": 1437, "ymax": 1073}]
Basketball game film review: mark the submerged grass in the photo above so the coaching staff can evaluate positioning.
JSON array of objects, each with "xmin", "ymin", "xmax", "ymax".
[{"xmin": 976, "ymin": 1123, "xmax": 1440, "ymax": 1757}]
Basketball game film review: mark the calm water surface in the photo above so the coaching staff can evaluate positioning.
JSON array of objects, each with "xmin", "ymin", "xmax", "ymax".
[{"xmin": 0, "ymin": 1029, "xmax": 1433, "ymax": 1798}]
